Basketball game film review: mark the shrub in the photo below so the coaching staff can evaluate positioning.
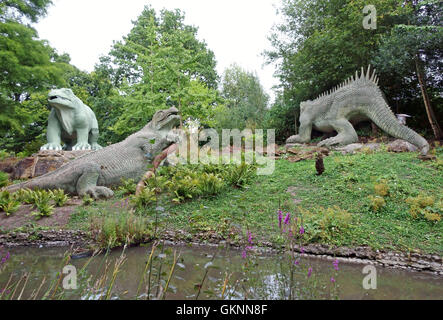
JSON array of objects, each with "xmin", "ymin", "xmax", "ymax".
[
  {"xmin": 90, "ymin": 210, "xmax": 151, "ymax": 248},
  {"xmin": 224, "ymin": 163, "xmax": 256, "ymax": 188},
  {"xmin": 197, "ymin": 173, "xmax": 225, "ymax": 196},
  {"xmin": 131, "ymin": 187, "xmax": 157, "ymax": 210},
  {"xmin": 297, "ymin": 206, "xmax": 353, "ymax": 245},
  {"xmin": 31, "ymin": 190, "xmax": 55, "ymax": 219},
  {"xmin": 50, "ymin": 189, "xmax": 70, "ymax": 207},
  {"xmin": 368, "ymin": 195, "xmax": 386, "ymax": 212},
  {"xmin": 15, "ymin": 188, "xmax": 34, "ymax": 204},
  {"xmin": 374, "ymin": 180, "xmax": 389, "ymax": 197},
  {"xmin": 82, "ymin": 195, "xmax": 94, "ymax": 206},
  {"xmin": 117, "ymin": 178, "xmax": 137, "ymax": 196},
  {"xmin": 0, "ymin": 172, "xmax": 9, "ymax": 188},
  {"xmin": 406, "ymin": 195, "xmax": 441, "ymax": 222},
  {"xmin": 0, "ymin": 191, "xmax": 20, "ymax": 216}
]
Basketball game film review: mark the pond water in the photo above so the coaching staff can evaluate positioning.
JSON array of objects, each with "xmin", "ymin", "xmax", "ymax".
[{"xmin": 0, "ymin": 245, "xmax": 442, "ymax": 300}]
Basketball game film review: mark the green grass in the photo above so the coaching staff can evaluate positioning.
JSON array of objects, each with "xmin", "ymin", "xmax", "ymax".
[{"xmin": 68, "ymin": 149, "xmax": 443, "ymax": 254}]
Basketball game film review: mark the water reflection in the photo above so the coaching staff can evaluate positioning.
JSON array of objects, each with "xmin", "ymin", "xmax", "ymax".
[{"xmin": 0, "ymin": 245, "xmax": 441, "ymax": 300}]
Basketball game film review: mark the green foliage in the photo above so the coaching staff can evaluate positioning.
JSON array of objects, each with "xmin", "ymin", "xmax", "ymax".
[
  {"xmin": 406, "ymin": 195, "xmax": 442, "ymax": 222},
  {"xmin": 265, "ymin": 0, "xmax": 442, "ymax": 138},
  {"xmin": 89, "ymin": 210, "xmax": 151, "ymax": 248},
  {"xmin": 0, "ymin": 0, "xmax": 53, "ymax": 23},
  {"xmin": 0, "ymin": 190, "xmax": 21, "ymax": 216},
  {"xmin": 82, "ymin": 195, "xmax": 94, "ymax": 206},
  {"xmin": 97, "ymin": 6, "xmax": 223, "ymax": 141},
  {"xmin": 0, "ymin": 0, "xmax": 78, "ymax": 152},
  {"xmin": 217, "ymin": 64, "xmax": 269, "ymax": 130},
  {"xmin": 298, "ymin": 206, "xmax": 354, "ymax": 245},
  {"xmin": 131, "ymin": 187, "xmax": 158, "ymax": 210},
  {"xmin": 50, "ymin": 189, "xmax": 69, "ymax": 207},
  {"xmin": 117, "ymin": 178, "xmax": 137, "ymax": 197},
  {"xmin": 224, "ymin": 163, "xmax": 257, "ymax": 188},
  {"xmin": 0, "ymin": 171, "xmax": 9, "ymax": 188},
  {"xmin": 368, "ymin": 195, "xmax": 386, "ymax": 212},
  {"xmin": 30, "ymin": 190, "xmax": 54, "ymax": 219}
]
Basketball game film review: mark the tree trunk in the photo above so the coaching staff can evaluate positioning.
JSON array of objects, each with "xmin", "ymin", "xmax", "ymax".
[{"xmin": 415, "ymin": 56, "xmax": 441, "ymax": 140}]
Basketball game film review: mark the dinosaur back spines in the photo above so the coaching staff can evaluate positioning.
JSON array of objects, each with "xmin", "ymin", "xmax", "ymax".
[{"xmin": 312, "ymin": 65, "xmax": 379, "ymax": 102}]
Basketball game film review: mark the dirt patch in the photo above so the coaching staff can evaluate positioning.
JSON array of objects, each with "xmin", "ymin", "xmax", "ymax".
[
  {"xmin": 0, "ymin": 199, "xmax": 83, "ymax": 231},
  {"xmin": 286, "ymin": 186, "xmax": 303, "ymax": 204}
]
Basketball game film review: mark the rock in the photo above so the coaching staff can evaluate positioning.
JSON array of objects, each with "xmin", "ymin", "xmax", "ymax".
[
  {"xmin": 334, "ymin": 143, "xmax": 364, "ymax": 154},
  {"xmin": 8, "ymin": 150, "xmax": 93, "ymax": 180},
  {"xmin": 387, "ymin": 139, "xmax": 418, "ymax": 153},
  {"xmin": 335, "ymin": 143, "xmax": 381, "ymax": 154},
  {"xmin": 0, "ymin": 157, "xmax": 21, "ymax": 173},
  {"xmin": 285, "ymin": 143, "xmax": 304, "ymax": 150}
]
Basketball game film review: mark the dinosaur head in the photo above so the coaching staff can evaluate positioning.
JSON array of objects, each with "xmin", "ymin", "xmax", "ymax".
[
  {"xmin": 48, "ymin": 88, "xmax": 84, "ymax": 134},
  {"xmin": 48, "ymin": 88, "xmax": 81, "ymax": 110},
  {"xmin": 148, "ymin": 107, "xmax": 181, "ymax": 131}
]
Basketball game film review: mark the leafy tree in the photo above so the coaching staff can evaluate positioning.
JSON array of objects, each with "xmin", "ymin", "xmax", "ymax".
[
  {"xmin": 218, "ymin": 64, "xmax": 269, "ymax": 130},
  {"xmin": 0, "ymin": 0, "xmax": 52, "ymax": 23},
  {"xmin": 264, "ymin": 0, "xmax": 441, "ymax": 139},
  {"xmin": 373, "ymin": 0, "xmax": 442, "ymax": 139},
  {"xmin": 0, "ymin": 0, "xmax": 72, "ymax": 152},
  {"xmin": 98, "ymin": 6, "xmax": 222, "ymax": 140}
]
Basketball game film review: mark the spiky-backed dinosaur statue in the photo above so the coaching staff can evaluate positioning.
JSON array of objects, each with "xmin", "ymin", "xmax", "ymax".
[
  {"xmin": 6, "ymin": 107, "xmax": 181, "ymax": 199},
  {"xmin": 41, "ymin": 88, "xmax": 102, "ymax": 151},
  {"xmin": 286, "ymin": 66, "xmax": 429, "ymax": 155}
]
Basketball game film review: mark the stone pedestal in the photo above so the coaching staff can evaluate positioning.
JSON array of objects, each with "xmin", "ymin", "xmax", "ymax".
[{"xmin": 2, "ymin": 150, "xmax": 93, "ymax": 180}]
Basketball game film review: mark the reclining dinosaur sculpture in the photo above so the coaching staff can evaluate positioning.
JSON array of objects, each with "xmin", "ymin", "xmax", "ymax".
[
  {"xmin": 286, "ymin": 66, "xmax": 429, "ymax": 155},
  {"xmin": 6, "ymin": 107, "xmax": 181, "ymax": 199}
]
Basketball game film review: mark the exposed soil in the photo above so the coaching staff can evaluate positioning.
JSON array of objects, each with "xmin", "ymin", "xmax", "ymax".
[{"xmin": 0, "ymin": 199, "xmax": 83, "ymax": 231}]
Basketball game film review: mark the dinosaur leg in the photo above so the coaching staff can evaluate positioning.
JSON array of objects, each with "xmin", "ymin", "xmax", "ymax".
[
  {"xmin": 89, "ymin": 117, "xmax": 103, "ymax": 150},
  {"xmin": 318, "ymin": 119, "xmax": 358, "ymax": 147},
  {"xmin": 72, "ymin": 127, "xmax": 92, "ymax": 150},
  {"xmin": 76, "ymin": 164, "xmax": 114, "ymax": 199},
  {"xmin": 41, "ymin": 109, "xmax": 63, "ymax": 151},
  {"xmin": 286, "ymin": 121, "xmax": 313, "ymax": 144}
]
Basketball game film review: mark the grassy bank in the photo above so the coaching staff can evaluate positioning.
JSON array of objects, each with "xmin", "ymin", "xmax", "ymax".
[{"xmin": 66, "ymin": 148, "xmax": 442, "ymax": 254}]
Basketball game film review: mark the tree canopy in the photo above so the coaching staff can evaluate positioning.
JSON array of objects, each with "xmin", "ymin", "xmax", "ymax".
[{"xmin": 265, "ymin": 0, "xmax": 442, "ymax": 139}]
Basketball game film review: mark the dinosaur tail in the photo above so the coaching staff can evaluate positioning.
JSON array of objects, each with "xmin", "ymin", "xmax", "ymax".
[
  {"xmin": 364, "ymin": 97, "xmax": 429, "ymax": 155},
  {"xmin": 3, "ymin": 176, "xmax": 53, "ymax": 193}
]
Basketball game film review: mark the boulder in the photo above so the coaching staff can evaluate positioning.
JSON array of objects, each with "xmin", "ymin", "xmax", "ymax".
[
  {"xmin": 5, "ymin": 150, "xmax": 92, "ymax": 180},
  {"xmin": 387, "ymin": 139, "xmax": 418, "ymax": 153},
  {"xmin": 335, "ymin": 143, "xmax": 381, "ymax": 155}
]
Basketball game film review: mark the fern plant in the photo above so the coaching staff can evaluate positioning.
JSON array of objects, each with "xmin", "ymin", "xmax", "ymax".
[
  {"xmin": 0, "ymin": 191, "xmax": 20, "ymax": 216},
  {"xmin": 50, "ymin": 189, "xmax": 70, "ymax": 207}
]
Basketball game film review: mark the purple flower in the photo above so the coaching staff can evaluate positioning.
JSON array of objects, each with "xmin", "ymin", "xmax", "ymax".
[
  {"xmin": 333, "ymin": 259, "xmax": 339, "ymax": 271},
  {"xmin": 241, "ymin": 250, "xmax": 247, "ymax": 259},
  {"xmin": 294, "ymin": 259, "xmax": 300, "ymax": 266},
  {"xmin": 331, "ymin": 277, "xmax": 336, "ymax": 283},
  {"xmin": 1, "ymin": 251, "xmax": 10, "ymax": 265},
  {"xmin": 300, "ymin": 247, "xmax": 305, "ymax": 254},
  {"xmin": 299, "ymin": 225, "xmax": 305, "ymax": 235},
  {"xmin": 278, "ymin": 210, "xmax": 283, "ymax": 229},
  {"xmin": 284, "ymin": 213, "xmax": 291, "ymax": 225},
  {"xmin": 307, "ymin": 267, "xmax": 312, "ymax": 278},
  {"xmin": 247, "ymin": 232, "xmax": 253, "ymax": 246}
]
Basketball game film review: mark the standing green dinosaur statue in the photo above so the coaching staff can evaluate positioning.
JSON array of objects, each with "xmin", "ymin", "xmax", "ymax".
[
  {"xmin": 7, "ymin": 107, "xmax": 181, "ymax": 199},
  {"xmin": 287, "ymin": 66, "xmax": 429, "ymax": 155},
  {"xmin": 41, "ymin": 88, "xmax": 102, "ymax": 151}
]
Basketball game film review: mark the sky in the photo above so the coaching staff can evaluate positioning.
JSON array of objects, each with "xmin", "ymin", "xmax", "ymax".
[{"xmin": 35, "ymin": 0, "xmax": 282, "ymax": 102}]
